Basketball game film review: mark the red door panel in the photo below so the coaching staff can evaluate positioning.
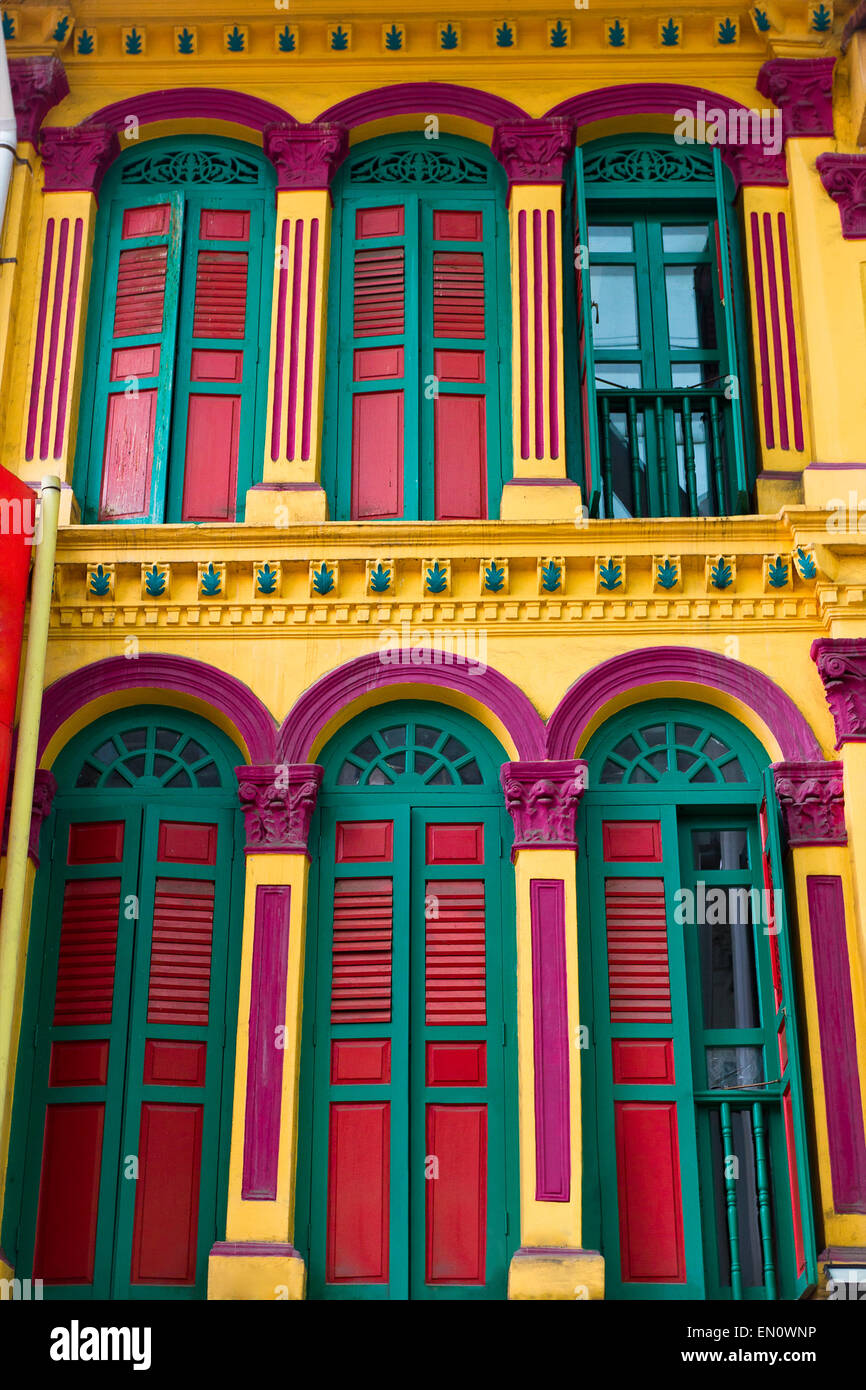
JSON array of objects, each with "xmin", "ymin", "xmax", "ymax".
[
  {"xmin": 425, "ymin": 1104, "xmax": 487, "ymax": 1285},
  {"xmin": 33, "ymin": 1103, "xmax": 104, "ymax": 1284},
  {"xmin": 326, "ymin": 1102, "xmax": 390, "ymax": 1283},
  {"xmin": 615, "ymin": 1101, "xmax": 686, "ymax": 1283},
  {"xmin": 130, "ymin": 1102, "xmax": 203, "ymax": 1284}
]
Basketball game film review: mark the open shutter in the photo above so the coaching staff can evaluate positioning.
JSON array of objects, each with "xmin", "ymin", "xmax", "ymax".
[
  {"xmin": 760, "ymin": 770, "xmax": 817, "ymax": 1296},
  {"xmin": 92, "ymin": 194, "xmax": 183, "ymax": 522},
  {"xmin": 168, "ymin": 200, "xmax": 265, "ymax": 522},
  {"xmin": 711, "ymin": 147, "xmax": 749, "ymax": 513},
  {"xmin": 573, "ymin": 148, "xmax": 600, "ymax": 516},
  {"xmin": 345, "ymin": 205, "xmax": 408, "ymax": 520},
  {"xmin": 426, "ymin": 207, "xmax": 493, "ymax": 521}
]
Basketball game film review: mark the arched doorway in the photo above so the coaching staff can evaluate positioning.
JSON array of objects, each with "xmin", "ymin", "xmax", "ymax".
[
  {"xmin": 295, "ymin": 700, "xmax": 518, "ymax": 1299},
  {"xmin": 6, "ymin": 707, "xmax": 245, "ymax": 1299},
  {"xmin": 577, "ymin": 699, "xmax": 816, "ymax": 1300}
]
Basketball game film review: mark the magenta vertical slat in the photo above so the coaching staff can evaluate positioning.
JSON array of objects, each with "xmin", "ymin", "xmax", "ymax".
[
  {"xmin": 546, "ymin": 208, "xmax": 559, "ymax": 461},
  {"xmin": 53, "ymin": 218, "xmax": 84, "ymax": 459},
  {"xmin": 532, "ymin": 208, "xmax": 544, "ymax": 460},
  {"xmin": 270, "ymin": 221, "xmax": 291, "ymax": 462},
  {"xmin": 530, "ymin": 879, "xmax": 571, "ymax": 1201},
  {"xmin": 301, "ymin": 218, "xmax": 319, "ymax": 461},
  {"xmin": 517, "ymin": 209, "xmax": 530, "ymax": 460},
  {"xmin": 807, "ymin": 875, "xmax": 866, "ymax": 1212},
  {"xmin": 749, "ymin": 212, "xmax": 774, "ymax": 449},
  {"xmin": 762, "ymin": 211, "xmax": 789, "ymax": 451},
  {"xmin": 40, "ymin": 218, "xmax": 69, "ymax": 460},
  {"xmin": 286, "ymin": 221, "xmax": 304, "ymax": 462},
  {"xmin": 242, "ymin": 884, "xmax": 292, "ymax": 1200},
  {"xmin": 777, "ymin": 213, "xmax": 805, "ymax": 452},
  {"xmin": 26, "ymin": 219, "xmax": 55, "ymax": 460}
]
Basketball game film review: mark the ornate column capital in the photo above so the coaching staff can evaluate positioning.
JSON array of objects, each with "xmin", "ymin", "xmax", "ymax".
[
  {"xmin": 491, "ymin": 119, "xmax": 574, "ymax": 186},
  {"xmin": 39, "ymin": 125, "xmax": 119, "ymax": 196},
  {"xmin": 235, "ymin": 764, "xmax": 323, "ymax": 854},
  {"xmin": 756, "ymin": 57, "xmax": 836, "ymax": 138},
  {"xmin": 811, "ymin": 639, "xmax": 866, "ymax": 746},
  {"xmin": 720, "ymin": 144, "xmax": 788, "ymax": 189},
  {"xmin": 773, "ymin": 761, "xmax": 847, "ymax": 847},
  {"xmin": 2, "ymin": 770, "xmax": 58, "ymax": 866},
  {"xmin": 262, "ymin": 122, "xmax": 348, "ymax": 191},
  {"xmin": 8, "ymin": 56, "xmax": 69, "ymax": 146},
  {"xmin": 500, "ymin": 760, "xmax": 587, "ymax": 856},
  {"xmin": 816, "ymin": 154, "xmax": 866, "ymax": 239}
]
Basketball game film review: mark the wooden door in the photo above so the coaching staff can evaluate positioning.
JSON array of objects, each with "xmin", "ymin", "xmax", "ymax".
[{"xmin": 302, "ymin": 803, "xmax": 512, "ymax": 1299}]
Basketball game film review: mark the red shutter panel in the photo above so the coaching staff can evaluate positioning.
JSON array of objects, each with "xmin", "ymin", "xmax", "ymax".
[
  {"xmin": 146, "ymin": 879, "xmax": 214, "ymax": 1027},
  {"xmin": 53, "ymin": 879, "xmax": 121, "ymax": 1026},
  {"xmin": 605, "ymin": 877, "xmax": 672, "ymax": 1024},
  {"xmin": 425, "ymin": 879, "xmax": 486, "ymax": 1027},
  {"xmin": 349, "ymin": 221, "xmax": 407, "ymax": 520},
  {"xmin": 98, "ymin": 200, "xmax": 181, "ymax": 522},
  {"xmin": 431, "ymin": 217, "xmax": 488, "ymax": 520},
  {"xmin": 330, "ymin": 878, "xmax": 394, "ymax": 1024}
]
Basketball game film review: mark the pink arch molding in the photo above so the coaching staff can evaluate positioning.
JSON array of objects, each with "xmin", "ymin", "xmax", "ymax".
[
  {"xmin": 85, "ymin": 89, "xmax": 294, "ymax": 134},
  {"xmin": 546, "ymin": 647, "xmax": 823, "ymax": 762},
  {"xmin": 37, "ymin": 655, "xmax": 278, "ymax": 766},
  {"xmin": 278, "ymin": 650, "xmax": 546, "ymax": 764}
]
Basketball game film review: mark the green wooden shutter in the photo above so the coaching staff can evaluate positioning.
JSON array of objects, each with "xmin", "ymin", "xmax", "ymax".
[
  {"xmin": 712, "ymin": 148, "xmax": 748, "ymax": 512},
  {"xmin": 87, "ymin": 192, "xmax": 184, "ymax": 523},
  {"xmin": 760, "ymin": 767, "xmax": 817, "ymax": 1297},
  {"xmin": 573, "ymin": 147, "xmax": 600, "ymax": 516}
]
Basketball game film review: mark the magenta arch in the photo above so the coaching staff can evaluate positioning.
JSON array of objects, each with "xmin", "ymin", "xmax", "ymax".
[
  {"xmin": 84, "ymin": 88, "xmax": 294, "ymax": 134},
  {"xmin": 318, "ymin": 83, "xmax": 527, "ymax": 130},
  {"xmin": 37, "ymin": 655, "xmax": 277, "ymax": 766},
  {"xmin": 546, "ymin": 647, "xmax": 823, "ymax": 763},
  {"xmin": 278, "ymin": 650, "xmax": 546, "ymax": 763},
  {"xmin": 545, "ymin": 83, "xmax": 753, "ymax": 126}
]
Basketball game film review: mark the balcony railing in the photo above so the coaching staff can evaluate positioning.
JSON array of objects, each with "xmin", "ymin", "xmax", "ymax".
[{"xmin": 596, "ymin": 385, "xmax": 747, "ymax": 520}]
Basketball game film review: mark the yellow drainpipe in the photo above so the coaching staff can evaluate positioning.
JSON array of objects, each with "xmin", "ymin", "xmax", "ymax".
[{"xmin": 0, "ymin": 475, "xmax": 60, "ymax": 1226}]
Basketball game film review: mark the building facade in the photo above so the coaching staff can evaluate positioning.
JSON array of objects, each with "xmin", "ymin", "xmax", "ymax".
[{"xmin": 1, "ymin": 0, "xmax": 866, "ymax": 1302}]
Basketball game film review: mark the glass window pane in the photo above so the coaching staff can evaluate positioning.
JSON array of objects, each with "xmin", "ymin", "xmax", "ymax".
[
  {"xmin": 367, "ymin": 766, "xmax": 391, "ymax": 785},
  {"xmin": 705, "ymin": 1044, "xmax": 763, "ymax": 1089},
  {"xmin": 676, "ymin": 750, "xmax": 699, "ymax": 771},
  {"xmin": 600, "ymin": 759, "xmax": 624, "ymax": 784},
  {"xmin": 709, "ymin": 1109, "xmax": 765, "ymax": 1289},
  {"xmin": 442, "ymin": 736, "xmax": 467, "ymax": 762},
  {"xmin": 165, "ymin": 769, "xmax": 192, "ymax": 788},
  {"xmin": 662, "ymin": 223, "xmax": 710, "ymax": 253},
  {"xmin": 430, "ymin": 767, "xmax": 452, "ymax": 785},
  {"xmin": 76, "ymin": 762, "xmax": 102, "ymax": 788},
  {"xmin": 106, "ymin": 769, "xmax": 130, "ymax": 787},
  {"xmin": 153, "ymin": 755, "xmax": 174, "ymax": 777},
  {"xmin": 700, "ymin": 911, "xmax": 760, "ymax": 1029},
  {"xmin": 665, "ymin": 264, "xmax": 717, "ymax": 350},
  {"xmin": 381, "ymin": 725, "xmax": 406, "ymax": 748},
  {"xmin": 121, "ymin": 727, "xmax": 147, "ymax": 750},
  {"xmin": 93, "ymin": 740, "xmax": 118, "ymax": 764},
  {"xmin": 459, "ymin": 759, "xmax": 482, "ymax": 784},
  {"xmin": 675, "ymin": 724, "xmax": 701, "ymax": 746},
  {"xmin": 590, "ymin": 265, "xmax": 640, "ymax": 350},
  {"xmin": 415, "ymin": 726, "xmax": 441, "ymax": 748},
  {"xmin": 589, "ymin": 223, "xmax": 634, "ymax": 253},
  {"xmin": 179, "ymin": 738, "xmax": 207, "ymax": 765},
  {"xmin": 629, "ymin": 765, "xmax": 655, "ymax": 784},
  {"xmin": 691, "ymin": 829, "xmax": 749, "ymax": 871},
  {"xmin": 647, "ymin": 750, "xmax": 668, "ymax": 773},
  {"xmin": 641, "ymin": 724, "xmax": 667, "ymax": 747},
  {"xmin": 352, "ymin": 736, "xmax": 379, "ymax": 762},
  {"xmin": 415, "ymin": 752, "xmax": 436, "ymax": 773},
  {"xmin": 196, "ymin": 762, "xmax": 220, "ymax": 787},
  {"xmin": 672, "ymin": 361, "xmax": 720, "ymax": 388},
  {"xmin": 124, "ymin": 754, "xmax": 146, "ymax": 777},
  {"xmin": 703, "ymin": 735, "xmax": 730, "ymax": 759},
  {"xmin": 155, "ymin": 728, "xmax": 181, "ymax": 751},
  {"xmin": 721, "ymin": 758, "xmax": 746, "ymax": 783},
  {"xmin": 596, "ymin": 363, "xmax": 642, "ymax": 389},
  {"xmin": 337, "ymin": 762, "xmax": 361, "ymax": 785},
  {"xmin": 384, "ymin": 753, "xmax": 405, "ymax": 773},
  {"xmin": 613, "ymin": 735, "xmax": 641, "ymax": 761}
]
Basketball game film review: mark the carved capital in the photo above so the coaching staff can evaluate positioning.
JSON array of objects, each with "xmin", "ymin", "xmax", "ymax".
[
  {"xmin": 492, "ymin": 119, "xmax": 574, "ymax": 185},
  {"xmin": 263, "ymin": 123, "xmax": 348, "ymax": 190},
  {"xmin": 720, "ymin": 144, "xmax": 788, "ymax": 189},
  {"xmin": 756, "ymin": 58, "xmax": 836, "ymax": 137},
  {"xmin": 8, "ymin": 57, "xmax": 69, "ymax": 146},
  {"xmin": 235, "ymin": 764, "xmax": 323, "ymax": 854},
  {"xmin": 773, "ymin": 761, "xmax": 847, "ymax": 847},
  {"xmin": 40, "ymin": 125, "xmax": 119, "ymax": 196},
  {"xmin": 811, "ymin": 639, "xmax": 866, "ymax": 745},
  {"xmin": 500, "ymin": 760, "xmax": 587, "ymax": 855},
  {"xmin": 2, "ymin": 770, "xmax": 58, "ymax": 865},
  {"xmin": 816, "ymin": 154, "xmax": 866, "ymax": 239}
]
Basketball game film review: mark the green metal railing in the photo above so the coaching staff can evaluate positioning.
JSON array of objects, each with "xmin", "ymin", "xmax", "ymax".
[
  {"xmin": 596, "ymin": 385, "xmax": 741, "ymax": 520},
  {"xmin": 716, "ymin": 1097, "xmax": 778, "ymax": 1301}
]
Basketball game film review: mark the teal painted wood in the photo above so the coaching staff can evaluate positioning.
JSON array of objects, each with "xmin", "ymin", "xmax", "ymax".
[
  {"xmin": 73, "ymin": 136, "xmax": 274, "ymax": 524},
  {"xmin": 720, "ymin": 1101, "xmax": 744, "ymax": 1299},
  {"xmin": 579, "ymin": 699, "xmax": 815, "ymax": 1302},
  {"xmin": 322, "ymin": 134, "xmax": 511, "ymax": 522},
  {"xmin": 573, "ymin": 146, "xmax": 601, "ymax": 515},
  {"xmin": 712, "ymin": 145, "xmax": 749, "ymax": 511},
  {"xmin": 296, "ymin": 701, "xmax": 517, "ymax": 1301},
  {"xmin": 5, "ymin": 708, "xmax": 244, "ymax": 1300}
]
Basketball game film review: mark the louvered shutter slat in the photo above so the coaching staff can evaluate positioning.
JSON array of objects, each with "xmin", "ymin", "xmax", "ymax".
[
  {"xmin": 330, "ymin": 879, "xmax": 393, "ymax": 1023},
  {"xmin": 425, "ymin": 880, "xmax": 486, "ymax": 1026},
  {"xmin": 146, "ymin": 880, "xmax": 214, "ymax": 1027},
  {"xmin": 53, "ymin": 881, "xmax": 121, "ymax": 1026},
  {"xmin": 605, "ymin": 878, "xmax": 672, "ymax": 1024}
]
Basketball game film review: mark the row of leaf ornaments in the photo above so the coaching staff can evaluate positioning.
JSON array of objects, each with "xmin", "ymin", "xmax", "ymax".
[
  {"xmin": 87, "ymin": 548, "xmax": 818, "ymax": 601},
  {"xmin": 41, "ymin": 12, "xmax": 827, "ymax": 57}
]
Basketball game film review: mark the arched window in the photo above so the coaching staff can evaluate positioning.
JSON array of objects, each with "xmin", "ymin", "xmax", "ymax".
[
  {"xmin": 569, "ymin": 135, "xmax": 754, "ymax": 520},
  {"xmin": 6, "ymin": 708, "xmax": 244, "ymax": 1299},
  {"xmin": 74, "ymin": 137, "xmax": 275, "ymax": 523},
  {"xmin": 296, "ymin": 702, "xmax": 518, "ymax": 1300},
  {"xmin": 578, "ymin": 700, "xmax": 815, "ymax": 1300},
  {"xmin": 323, "ymin": 135, "xmax": 511, "ymax": 521}
]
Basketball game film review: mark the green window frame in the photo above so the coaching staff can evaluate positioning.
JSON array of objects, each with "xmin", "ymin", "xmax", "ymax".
[
  {"xmin": 578, "ymin": 701, "xmax": 816, "ymax": 1301},
  {"xmin": 73, "ymin": 136, "xmax": 275, "ymax": 524},
  {"xmin": 322, "ymin": 134, "xmax": 512, "ymax": 522},
  {"xmin": 568, "ymin": 135, "xmax": 755, "ymax": 520}
]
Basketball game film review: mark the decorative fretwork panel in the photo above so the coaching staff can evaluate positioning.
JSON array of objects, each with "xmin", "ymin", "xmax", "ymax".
[
  {"xmin": 581, "ymin": 144, "xmax": 714, "ymax": 186},
  {"xmin": 119, "ymin": 149, "xmax": 263, "ymax": 185},
  {"xmin": 345, "ymin": 147, "xmax": 490, "ymax": 185}
]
